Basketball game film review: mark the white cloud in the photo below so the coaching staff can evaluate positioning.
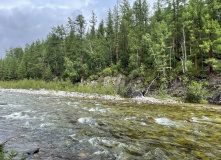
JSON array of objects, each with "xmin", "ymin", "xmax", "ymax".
[
  {"xmin": 0, "ymin": 0, "xmax": 31, "ymax": 9},
  {"xmin": 0, "ymin": 0, "xmax": 96, "ymax": 10},
  {"xmin": 0, "ymin": 0, "xmax": 156, "ymax": 57}
]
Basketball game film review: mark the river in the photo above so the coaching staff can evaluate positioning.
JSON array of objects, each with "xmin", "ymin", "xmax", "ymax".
[{"xmin": 0, "ymin": 89, "xmax": 221, "ymax": 159}]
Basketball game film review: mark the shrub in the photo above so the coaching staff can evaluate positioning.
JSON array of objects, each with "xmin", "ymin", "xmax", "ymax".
[
  {"xmin": 110, "ymin": 64, "xmax": 119, "ymax": 76},
  {"xmin": 101, "ymin": 68, "xmax": 112, "ymax": 76},
  {"xmin": 185, "ymin": 81, "xmax": 207, "ymax": 103},
  {"xmin": 129, "ymin": 68, "xmax": 142, "ymax": 79}
]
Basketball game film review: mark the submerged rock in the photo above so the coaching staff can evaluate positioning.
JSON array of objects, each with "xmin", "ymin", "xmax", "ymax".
[
  {"xmin": 26, "ymin": 148, "xmax": 40, "ymax": 155},
  {"xmin": 0, "ymin": 103, "xmax": 7, "ymax": 105},
  {"xmin": 78, "ymin": 152, "xmax": 89, "ymax": 159},
  {"xmin": 147, "ymin": 117, "xmax": 156, "ymax": 123},
  {"xmin": 186, "ymin": 117, "xmax": 195, "ymax": 123}
]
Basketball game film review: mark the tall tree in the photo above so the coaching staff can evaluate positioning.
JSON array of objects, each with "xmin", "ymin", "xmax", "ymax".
[
  {"xmin": 114, "ymin": 0, "xmax": 120, "ymax": 63},
  {"xmin": 75, "ymin": 14, "xmax": 86, "ymax": 77},
  {"xmin": 97, "ymin": 19, "xmax": 105, "ymax": 39},
  {"xmin": 89, "ymin": 11, "xmax": 97, "ymax": 40},
  {"xmin": 106, "ymin": 9, "xmax": 114, "ymax": 68},
  {"xmin": 185, "ymin": 0, "xmax": 204, "ymax": 77},
  {"xmin": 133, "ymin": 0, "xmax": 149, "ymax": 65},
  {"xmin": 119, "ymin": 0, "xmax": 132, "ymax": 71},
  {"xmin": 202, "ymin": 0, "xmax": 221, "ymax": 74}
]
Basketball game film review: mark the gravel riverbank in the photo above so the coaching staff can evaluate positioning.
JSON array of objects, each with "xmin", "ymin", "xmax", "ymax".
[{"xmin": 1, "ymin": 88, "xmax": 181, "ymax": 105}]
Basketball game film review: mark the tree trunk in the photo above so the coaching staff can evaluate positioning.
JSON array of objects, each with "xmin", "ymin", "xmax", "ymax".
[
  {"xmin": 208, "ymin": 32, "xmax": 213, "ymax": 74},
  {"xmin": 173, "ymin": 0, "xmax": 177, "ymax": 57},
  {"xmin": 109, "ymin": 44, "xmax": 112, "ymax": 68},
  {"xmin": 195, "ymin": 55, "xmax": 198, "ymax": 77},
  {"xmin": 116, "ymin": 0, "xmax": 119, "ymax": 64},
  {"xmin": 80, "ymin": 54, "xmax": 83, "ymax": 76},
  {"xmin": 139, "ymin": 34, "xmax": 142, "ymax": 65},
  {"xmin": 143, "ymin": 73, "xmax": 160, "ymax": 96},
  {"xmin": 183, "ymin": 24, "xmax": 187, "ymax": 72}
]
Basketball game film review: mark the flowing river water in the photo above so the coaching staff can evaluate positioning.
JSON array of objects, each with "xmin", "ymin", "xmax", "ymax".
[{"xmin": 0, "ymin": 89, "xmax": 221, "ymax": 160}]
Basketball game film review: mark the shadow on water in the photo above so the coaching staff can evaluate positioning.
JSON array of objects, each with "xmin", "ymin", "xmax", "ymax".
[{"xmin": 0, "ymin": 90, "xmax": 221, "ymax": 159}]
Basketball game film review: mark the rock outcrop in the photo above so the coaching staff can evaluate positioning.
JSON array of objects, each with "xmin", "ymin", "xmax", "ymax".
[{"xmin": 208, "ymin": 93, "xmax": 221, "ymax": 105}]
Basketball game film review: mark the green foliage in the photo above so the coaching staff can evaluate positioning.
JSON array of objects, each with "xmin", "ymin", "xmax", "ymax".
[
  {"xmin": 111, "ymin": 63, "xmax": 120, "ymax": 76},
  {"xmin": 0, "ymin": 146, "xmax": 4, "ymax": 160},
  {"xmin": 205, "ymin": 58, "xmax": 221, "ymax": 71},
  {"xmin": 0, "ymin": 146, "xmax": 17, "ymax": 160},
  {"xmin": 64, "ymin": 57, "xmax": 78, "ymax": 81},
  {"xmin": 0, "ymin": 79, "xmax": 117, "ymax": 96},
  {"xmin": 128, "ymin": 68, "xmax": 142, "ymax": 79},
  {"xmin": 44, "ymin": 65, "xmax": 53, "ymax": 81},
  {"xmin": 177, "ymin": 60, "xmax": 195, "ymax": 77},
  {"xmin": 16, "ymin": 60, "xmax": 26, "ymax": 80},
  {"xmin": 185, "ymin": 81, "xmax": 208, "ymax": 103},
  {"xmin": 101, "ymin": 67, "xmax": 112, "ymax": 76}
]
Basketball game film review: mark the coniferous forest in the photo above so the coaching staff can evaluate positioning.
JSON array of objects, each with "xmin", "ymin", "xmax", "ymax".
[{"xmin": 0, "ymin": 0, "xmax": 221, "ymax": 93}]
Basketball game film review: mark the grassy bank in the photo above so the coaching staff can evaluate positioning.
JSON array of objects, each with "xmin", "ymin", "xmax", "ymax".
[{"xmin": 0, "ymin": 79, "xmax": 117, "ymax": 96}]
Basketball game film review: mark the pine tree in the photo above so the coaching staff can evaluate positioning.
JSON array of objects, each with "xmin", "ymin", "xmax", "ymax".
[
  {"xmin": 0, "ymin": 59, "xmax": 3, "ymax": 80},
  {"xmin": 133, "ymin": 0, "xmax": 149, "ymax": 65},
  {"xmin": 184, "ymin": 0, "xmax": 204, "ymax": 77},
  {"xmin": 106, "ymin": 9, "xmax": 115, "ymax": 68},
  {"xmin": 44, "ymin": 65, "xmax": 52, "ymax": 81},
  {"xmin": 16, "ymin": 58, "xmax": 26, "ymax": 80},
  {"xmin": 202, "ymin": 0, "xmax": 221, "ymax": 74},
  {"xmin": 119, "ymin": 0, "xmax": 133, "ymax": 71},
  {"xmin": 75, "ymin": 14, "xmax": 86, "ymax": 77},
  {"xmin": 97, "ymin": 19, "xmax": 105, "ymax": 39},
  {"xmin": 89, "ymin": 11, "xmax": 97, "ymax": 40},
  {"xmin": 113, "ymin": 0, "xmax": 120, "ymax": 63}
]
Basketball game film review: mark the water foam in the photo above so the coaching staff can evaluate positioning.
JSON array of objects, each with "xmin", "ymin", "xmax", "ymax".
[
  {"xmin": 78, "ymin": 117, "xmax": 98, "ymax": 126},
  {"xmin": 89, "ymin": 107, "xmax": 108, "ymax": 113},
  {"xmin": 3, "ymin": 112, "xmax": 30, "ymax": 119},
  {"xmin": 155, "ymin": 118, "xmax": 177, "ymax": 126}
]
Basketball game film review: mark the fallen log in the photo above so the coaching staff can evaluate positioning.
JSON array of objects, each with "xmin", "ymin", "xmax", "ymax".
[{"xmin": 143, "ymin": 73, "xmax": 160, "ymax": 96}]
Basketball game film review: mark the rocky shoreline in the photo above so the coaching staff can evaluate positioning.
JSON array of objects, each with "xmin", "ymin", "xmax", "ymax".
[{"xmin": 1, "ymin": 88, "xmax": 181, "ymax": 105}]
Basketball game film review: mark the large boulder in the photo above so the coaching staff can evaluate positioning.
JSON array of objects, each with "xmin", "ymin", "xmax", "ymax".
[
  {"xmin": 208, "ymin": 93, "xmax": 221, "ymax": 105},
  {"xmin": 131, "ymin": 90, "xmax": 143, "ymax": 98},
  {"xmin": 125, "ymin": 77, "xmax": 145, "ymax": 98}
]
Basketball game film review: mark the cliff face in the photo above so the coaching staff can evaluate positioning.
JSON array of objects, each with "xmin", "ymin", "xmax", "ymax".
[
  {"xmin": 207, "ymin": 76, "xmax": 221, "ymax": 105},
  {"xmin": 83, "ymin": 74, "xmax": 221, "ymax": 105}
]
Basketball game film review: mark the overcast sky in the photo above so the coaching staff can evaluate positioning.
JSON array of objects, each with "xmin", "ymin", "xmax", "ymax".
[{"xmin": 0, "ymin": 0, "xmax": 156, "ymax": 58}]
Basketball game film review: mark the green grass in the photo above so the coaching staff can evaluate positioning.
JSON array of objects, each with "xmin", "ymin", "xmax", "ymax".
[
  {"xmin": 0, "ymin": 79, "xmax": 118, "ymax": 96},
  {"xmin": 0, "ymin": 145, "xmax": 17, "ymax": 160}
]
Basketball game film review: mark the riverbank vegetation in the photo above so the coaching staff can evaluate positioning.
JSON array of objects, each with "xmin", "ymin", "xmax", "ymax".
[
  {"xmin": 0, "ymin": 79, "xmax": 118, "ymax": 95},
  {"xmin": 0, "ymin": 146, "xmax": 16, "ymax": 160},
  {"xmin": 0, "ymin": 0, "xmax": 221, "ymax": 103}
]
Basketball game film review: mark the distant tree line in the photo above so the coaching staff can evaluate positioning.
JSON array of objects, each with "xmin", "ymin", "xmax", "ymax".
[{"xmin": 0, "ymin": 0, "xmax": 221, "ymax": 83}]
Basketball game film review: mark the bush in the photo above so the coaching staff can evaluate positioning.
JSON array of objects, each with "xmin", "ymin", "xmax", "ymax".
[
  {"xmin": 101, "ymin": 67, "xmax": 112, "ymax": 76},
  {"xmin": 185, "ymin": 81, "xmax": 207, "ymax": 103},
  {"xmin": 128, "ymin": 68, "xmax": 142, "ymax": 79}
]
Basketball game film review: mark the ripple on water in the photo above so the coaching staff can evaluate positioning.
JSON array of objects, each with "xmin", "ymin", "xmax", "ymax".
[
  {"xmin": 87, "ymin": 137, "xmax": 142, "ymax": 159},
  {"xmin": 3, "ymin": 112, "xmax": 30, "ymax": 119},
  {"xmin": 40, "ymin": 123, "xmax": 55, "ymax": 128},
  {"xmin": 78, "ymin": 117, "xmax": 98, "ymax": 126},
  {"xmin": 89, "ymin": 107, "xmax": 108, "ymax": 113}
]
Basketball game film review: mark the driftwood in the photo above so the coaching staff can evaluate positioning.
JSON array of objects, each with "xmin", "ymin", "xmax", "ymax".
[{"xmin": 143, "ymin": 73, "xmax": 160, "ymax": 96}]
